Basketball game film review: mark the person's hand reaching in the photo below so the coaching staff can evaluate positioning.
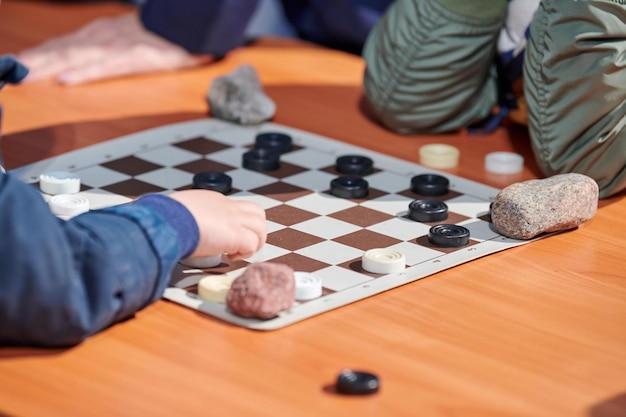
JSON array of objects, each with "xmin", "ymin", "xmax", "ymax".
[
  {"xmin": 17, "ymin": 13, "xmax": 213, "ymax": 85},
  {"xmin": 169, "ymin": 190, "xmax": 267, "ymax": 261}
]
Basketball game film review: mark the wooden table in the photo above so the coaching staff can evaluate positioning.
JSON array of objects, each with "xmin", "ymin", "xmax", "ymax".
[{"xmin": 1, "ymin": 2, "xmax": 625, "ymax": 416}]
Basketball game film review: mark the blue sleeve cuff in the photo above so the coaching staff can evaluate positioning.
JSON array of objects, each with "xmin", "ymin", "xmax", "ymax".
[
  {"xmin": 133, "ymin": 194, "xmax": 200, "ymax": 259},
  {"xmin": 0, "ymin": 55, "xmax": 29, "ymax": 87}
]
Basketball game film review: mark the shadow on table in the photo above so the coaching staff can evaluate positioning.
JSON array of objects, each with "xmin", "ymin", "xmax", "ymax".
[
  {"xmin": 589, "ymin": 392, "xmax": 626, "ymax": 417},
  {"xmin": 2, "ymin": 112, "xmax": 206, "ymax": 169},
  {"xmin": 3, "ymin": 91, "xmax": 623, "ymax": 208},
  {"xmin": 0, "ymin": 346, "xmax": 67, "ymax": 359}
]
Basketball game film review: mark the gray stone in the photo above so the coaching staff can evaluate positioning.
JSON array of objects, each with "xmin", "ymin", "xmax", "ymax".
[
  {"xmin": 490, "ymin": 173, "xmax": 598, "ymax": 240},
  {"xmin": 207, "ymin": 65, "xmax": 276, "ymax": 125}
]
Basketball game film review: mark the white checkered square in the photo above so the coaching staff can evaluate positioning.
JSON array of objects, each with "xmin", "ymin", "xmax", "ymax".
[
  {"xmin": 364, "ymin": 171, "xmax": 413, "ymax": 194},
  {"xmin": 136, "ymin": 145, "xmax": 201, "ymax": 166},
  {"xmin": 205, "ymin": 146, "xmax": 249, "ymax": 167},
  {"xmin": 136, "ymin": 167, "xmax": 193, "ymax": 190},
  {"xmin": 386, "ymin": 241, "xmax": 443, "ymax": 266},
  {"xmin": 314, "ymin": 265, "xmax": 373, "ymax": 292},
  {"xmin": 74, "ymin": 165, "xmax": 131, "ymax": 188},
  {"xmin": 281, "ymin": 148, "xmax": 334, "ymax": 170},
  {"xmin": 367, "ymin": 217, "xmax": 431, "ymax": 241},
  {"xmin": 266, "ymin": 220, "xmax": 287, "ymax": 234},
  {"xmin": 446, "ymin": 194, "xmax": 491, "ymax": 218},
  {"xmin": 286, "ymin": 193, "xmax": 356, "ymax": 216},
  {"xmin": 281, "ymin": 169, "xmax": 337, "ymax": 192},
  {"xmin": 207, "ymin": 127, "xmax": 257, "ymax": 147},
  {"xmin": 246, "ymin": 243, "xmax": 290, "ymax": 263},
  {"xmin": 227, "ymin": 168, "xmax": 278, "ymax": 191},
  {"xmin": 295, "ymin": 240, "xmax": 363, "ymax": 266},
  {"xmin": 82, "ymin": 188, "xmax": 133, "ymax": 210},
  {"xmin": 360, "ymin": 193, "xmax": 414, "ymax": 216},
  {"xmin": 229, "ymin": 191, "xmax": 283, "ymax": 210},
  {"xmin": 291, "ymin": 216, "xmax": 361, "ymax": 240},
  {"xmin": 459, "ymin": 219, "xmax": 500, "ymax": 242}
]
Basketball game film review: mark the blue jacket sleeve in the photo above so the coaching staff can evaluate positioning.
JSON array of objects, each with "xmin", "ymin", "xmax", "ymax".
[
  {"xmin": 140, "ymin": 0, "xmax": 260, "ymax": 55},
  {"xmin": 0, "ymin": 173, "xmax": 199, "ymax": 347}
]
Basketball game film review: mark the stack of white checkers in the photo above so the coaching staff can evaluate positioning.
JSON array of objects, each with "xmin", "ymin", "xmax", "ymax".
[{"xmin": 39, "ymin": 171, "xmax": 89, "ymax": 220}]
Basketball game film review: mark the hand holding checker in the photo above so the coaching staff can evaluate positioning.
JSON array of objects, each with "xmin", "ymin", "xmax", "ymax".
[{"xmin": 170, "ymin": 189, "xmax": 267, "ymax": 262}]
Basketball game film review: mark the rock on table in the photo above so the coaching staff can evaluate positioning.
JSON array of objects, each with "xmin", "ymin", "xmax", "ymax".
[
  {"xmin": 226, "ymin": 262, "xmax": 295, "ymax": 319},
  {"xmin": 490, "ymin": 173, "xmax": 598, "ymax": 240}
]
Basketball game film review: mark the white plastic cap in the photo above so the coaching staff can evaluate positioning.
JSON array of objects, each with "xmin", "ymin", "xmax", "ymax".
[
  {"xmin": 40, "ymin": 171, "xmax": 81, "ymax": 195},
  {"xmin": 48, "ymin": 194, "xmax": 90, "ymax": 220},
  {"xmin": 294, "ymin": 271, "xmax": 323, "ymax": 300},
  {"xmin": 485, "ymin": 152, "xmax": 524, "ymax": 174},
  {"xmin": 361, "ymin": 248, "xmax": 406, "ymax": 274},
  {"xmin": 419, "ymin": 144, "xmax": 460, "ymax": 169}
]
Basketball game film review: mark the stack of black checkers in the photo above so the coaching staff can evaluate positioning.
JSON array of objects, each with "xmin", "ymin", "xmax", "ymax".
[
  {"xmin": 330, "ymin": 155, "xmax": 373, "ymax": 199},
  {"xmin": 192, "ymin": 132, "xmax": 294, "ymax": 194},
  {"xmin": 243, "ymin": 132, "xmax": 293, "ymax": 172},
  {"xmin": 409, "ymin": 173, "xmax": 470, "ymax": 248}
]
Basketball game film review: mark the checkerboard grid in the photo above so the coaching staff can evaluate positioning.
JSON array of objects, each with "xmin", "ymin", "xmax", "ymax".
[
  {"xmin": 250, "ymin": 191, "xmax": 473, "ymax": 289},
  {"xmin": 40, "ymin": 132, "xmax": 499, "ymax": 273},
  {"xmin": 74, "ymin": 164, "xmax": 133, "ymax": 189},
  {"xmin": 195, "ymin": 147, "xmax": 495, "ymax": 281},
  {"xmin": 311, "ymin": 265, "xmax": 374, "ymax": 292},
  {"xmin": 280, "ymin": 147, "xmax": 342, "ymax": 170},
  {"xmin": 16, "ymin": 119, "xmax": 549, "ymax": 330}
]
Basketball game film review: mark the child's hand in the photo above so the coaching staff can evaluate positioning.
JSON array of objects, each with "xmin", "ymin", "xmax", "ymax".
[
  {"xmin": 169, "ymin": 189, "xmax": 267, "ymax": 261},
  {"xmin": 17, "ymin": 13, "xmax": 212, "ymax": 85}
]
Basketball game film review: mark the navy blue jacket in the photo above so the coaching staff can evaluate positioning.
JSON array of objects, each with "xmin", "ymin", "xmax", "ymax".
[
  {"xmin": 140, "ymin": 0, "xmax": 392, "ymax": 55},
  {"xmin": 0, "ymin": 55, "xmax": 199, "ymax": 346},
  {"xmin": 0, "ymin": 173, "xmax": 199, "ymax": 347}
]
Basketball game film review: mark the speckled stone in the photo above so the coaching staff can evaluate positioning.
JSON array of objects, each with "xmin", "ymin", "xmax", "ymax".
[
  {"xmin": 207, "ymin": 64, "xmax": 276, "ymax": 125},
  {"xmin": 226, "ymin": 262, "xmax": 295, "ymax": 319},
  {"xmin": 490, "ymin": 173, "xmax": 598, "ymax": 240}
]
